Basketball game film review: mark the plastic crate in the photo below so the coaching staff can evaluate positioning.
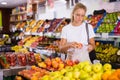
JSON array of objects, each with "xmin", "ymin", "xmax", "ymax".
[{"xmin": 94, "ymin": 12, "xmax": 107, "ymax": 33}]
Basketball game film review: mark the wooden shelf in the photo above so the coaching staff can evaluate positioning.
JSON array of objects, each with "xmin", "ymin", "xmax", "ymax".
[
  {"xmin": 10, "ymin": 19, "xmax": 27, "ymax": 23},
  {"xmin": 10, "ymin": 11, "xmax": 27, "ymax": 16}
]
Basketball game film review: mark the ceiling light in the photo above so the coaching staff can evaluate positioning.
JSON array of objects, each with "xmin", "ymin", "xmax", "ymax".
[{"xmin": 1, "ymin": 2, "xmax": 7, "ymax": 5}]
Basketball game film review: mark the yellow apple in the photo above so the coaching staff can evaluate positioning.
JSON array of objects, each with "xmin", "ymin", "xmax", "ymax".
[
  {"xmin": 65, "ymin": 71, "xmax": 73, "ymax": 79},
  {"xmin": 83, "ymin": 64, "xmax": 92, "ymax": 73},
  {"xmin": 79, "ymin": 70, "xmax": 90, "ymax": 80},
  {"xmin": 103, "ymin": 63, "xmax": 112, "ymax": 72},
  {"xmin": 73, "ymin": 71, "xmax": 80, "ymax": 79},
  {"xmin": 92, "ymin": 63, "xmax": 102, "ymax": 73}
]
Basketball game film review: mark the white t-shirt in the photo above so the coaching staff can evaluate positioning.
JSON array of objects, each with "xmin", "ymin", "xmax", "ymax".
[{"xmin": 61, "ymin": 22, "xmax": 95, "ymax": 45}]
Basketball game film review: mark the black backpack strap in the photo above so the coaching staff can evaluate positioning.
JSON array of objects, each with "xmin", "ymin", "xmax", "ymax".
[
  {"xmin": 86, "ymin": 23, "xmax": 89, "ymax": 44},
  {"xmin": 86, "ymin": 23, "xmax": 96, "ymax": 63}
]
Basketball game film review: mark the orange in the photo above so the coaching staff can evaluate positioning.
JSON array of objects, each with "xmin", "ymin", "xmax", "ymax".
[
  {"xmin": 95, "ymin": 42, "xmax": 100, "ymax": 46},
  {"xmin": 102, "ymin": 71, "xmax": 111, "ymax": 80},
  {"xmin": 108, "ymin": 75, "xmax": 119, "ymax": 80}
]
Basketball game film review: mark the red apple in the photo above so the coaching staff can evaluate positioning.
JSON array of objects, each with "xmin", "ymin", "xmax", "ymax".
[
  {"xmin": 65, "ymin": 60, "xmax": 73, "ymax": 66},
  {"xmin": 45, "ymin": 58, "xmax": 52, "ymax": 66}
]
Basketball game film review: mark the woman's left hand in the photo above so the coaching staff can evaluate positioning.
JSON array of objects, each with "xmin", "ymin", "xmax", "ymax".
[{"xmin": 88, "ymin": 44, "xmax": 94, "ymax": 52}]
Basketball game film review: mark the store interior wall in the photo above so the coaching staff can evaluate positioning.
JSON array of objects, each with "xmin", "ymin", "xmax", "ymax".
[
  {"xmin": 0, "ymin": 11, "xmax": 2, "ymax": 28},
  {"xmin": 38, "ymin": 0, "xmax": 120, "ymax": 20},
  {"xmin": 0, "ymin": 8, "xmax": 12, "ymax": 33}
]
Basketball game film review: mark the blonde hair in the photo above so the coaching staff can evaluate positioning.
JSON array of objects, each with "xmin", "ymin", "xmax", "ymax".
[{"xmin": 71, "ymin": 3, "xmax": 87, "ymax": 22}]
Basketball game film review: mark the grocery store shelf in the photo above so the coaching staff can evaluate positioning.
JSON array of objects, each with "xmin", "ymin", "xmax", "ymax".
[
  {"xmin": 24, "ymin": 32, "xmax": 120, "ymax": 39},
  {"xmin": 0, "ymin": 66, "xmax": 31, "ymax": 77},
  {"xmin": 10, "ymin": 11, "xmax": 27, "ymax": 16},
  {"xmin": 10, "ymin": 19, "xmax": 27, "ymax": 22},
  {"xmin": 95, "ymin": 33, "xmax": 120, "ymax": 38}
]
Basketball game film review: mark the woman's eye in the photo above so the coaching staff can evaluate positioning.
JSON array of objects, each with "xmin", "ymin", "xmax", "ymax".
[{"xmin": 75, "ymin": 14, "xmax": 85, "ymax": 17}]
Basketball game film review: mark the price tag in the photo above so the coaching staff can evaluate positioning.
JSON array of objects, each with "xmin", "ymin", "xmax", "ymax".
[
  {"xmin": 29, "ymin": 47, "xmax": 33, "ymax": 52},
  {"xmin": 38, "ymin": 32, "xmax": 43, "ymax": 36},
  {"xmin": 60, "ymin": 54, "xmax": 66, "ymax": 61},
  {"xmin": 101, "ymin": 33, "xmax": 109, "ymax": 38}
]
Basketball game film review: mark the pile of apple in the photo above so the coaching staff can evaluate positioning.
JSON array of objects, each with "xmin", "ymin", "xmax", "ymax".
[
  {"xmin": 41, "ymin": 61, "xmax": 118, "ymax": 80},
  {"xmin": 38, "ymin": 57, "xmax": 79, "ymax": 71},
  {"xmin": 103, "ymin": 12, "xmax": 118, "ymax": 23},
  {"xmin": 18, "ymin": 66, "xmax": 49, "ymax": 80},
  {"xmin": 96, "ymin": 23, "xmax": 116, "ymax": 33},
  {"xmin": 88, "ymin": 14, "xmax": 103, "ymax": 28}
]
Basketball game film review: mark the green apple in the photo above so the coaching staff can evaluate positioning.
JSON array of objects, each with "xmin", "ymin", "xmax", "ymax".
[
  {"xmin": 78, "ymin": 62, "xmax": 85, "ymax": 70},
  {"xmin": 60, "ymin": 68, "xmax": 67, "ymax": 75},
  {"xmin": 89, "ymin": 71, "xmax": 95, "ymax": 76},
  {"xmin": 70, "ymin": 78, "xmax": 76, "ymax": 80},
  {"xmin": 103, "ymin": 63, "xmax": 112, "ymax": 72},
  {"xmin": 92, "ymin": 63, "xmax": 102, "ymax": 73},
  {"xmin": 85, "ymin": 77, "xmax": 93, "ymax": 80},
  {"xmin": 79, "ymin": 70, "xmax": 90, "ymax": 80},
  {"xmin": 65, "ymin": 71, "xmax": 73, "ymax": 79},
  {"xmin": 62, "ymin": 76, "xmax": 71, "ymax": 80},
  {"xmin": 73, "ymin": 67, "xmax": 79, "ymax": 72},
  {"xmin": 83, "ymin": 61, "xmax": 91, "ymax": 65},
  {"xmin": 73, "ymin": 71, "xmax": 80, "ymax": 79},
  {"xmin": 92, "ymin": 73, "xmax": 102, "ymax": 80},
  {"xmin": 78, "ymin": 61, "xmax": 91, "ymax": 70},
  {"xmin": 65, "ymin": 66, "xmax": 73, "ymax": 71},
  {"xmin": 83, "ymin": 64, "xmax": 92, "ymax": 73},
  {"xmin": 50, "ymin": 71, "xmax": 60, "ymax": 78},
  {"xmin": 53, "ymin": 76, "xmax": 62, "ymax": 80},
  {"xmin": 41, "ymin": 75, "xmax": 50, "ymax": 80}
]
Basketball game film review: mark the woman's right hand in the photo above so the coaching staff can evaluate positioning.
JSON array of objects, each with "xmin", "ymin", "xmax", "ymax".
[{"xmin": 68, "ymin": 42, "xmax": 83, "ymax": 48}]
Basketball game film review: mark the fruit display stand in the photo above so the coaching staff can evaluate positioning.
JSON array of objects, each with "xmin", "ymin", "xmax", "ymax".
[
  {"xmin": 16, "ymin": 60, "xmax": 120, "ymax": 80},
  {"xmin": 0, "ymin": 66, "xmax": 30, "ymax": 80},
  {"xmin": 0, "ymin": 51, "xmax": 41, "ymax": 80},
  {"xmin": 5, "ymin": 11, "xmax": 120, "ymax": 80}
]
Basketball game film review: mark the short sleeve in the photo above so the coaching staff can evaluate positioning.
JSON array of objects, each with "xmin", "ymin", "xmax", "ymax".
[
  {"xmin": 61, "ymin": 27, "xmax": 67, "ymax": 39},
  {"xmin": 88, "ymin": 24, "xmax": 96, "ymax": 39}
]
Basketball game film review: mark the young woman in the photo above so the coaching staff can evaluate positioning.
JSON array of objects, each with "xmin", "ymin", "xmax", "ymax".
[{"xmin": 59, "ymin": 3, "xmax": 96, "ymax": 62}]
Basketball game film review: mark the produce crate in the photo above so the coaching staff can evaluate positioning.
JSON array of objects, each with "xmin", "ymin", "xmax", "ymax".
[{"xmin": 94, "ymin": 12, "xmax": 107, "ymax": 33}]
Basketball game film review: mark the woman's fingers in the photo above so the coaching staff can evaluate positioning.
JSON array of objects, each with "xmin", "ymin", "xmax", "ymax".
[{"xmin": 70, "ymin": 42, "xmax": 83, "ymax": 48}]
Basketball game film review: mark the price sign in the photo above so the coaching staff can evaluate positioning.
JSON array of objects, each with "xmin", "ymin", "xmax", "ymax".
[
  {"xmin": 101, "ymin": 33, "xmax": 109, "ymax": 38},
  {"xmin": 0, "ymin": 70, "xmax": 3, "ymax": 80}
]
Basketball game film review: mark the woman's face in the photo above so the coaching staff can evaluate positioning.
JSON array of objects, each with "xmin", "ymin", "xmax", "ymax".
[{"xmin": 73, "ymin": 8, "xmax": 86, "ymax": 23}]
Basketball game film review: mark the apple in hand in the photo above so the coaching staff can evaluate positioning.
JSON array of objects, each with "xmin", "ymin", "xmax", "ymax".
[{"xmin": 73, "ymin": 42, "xmax": 83, "ymax": 48}]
